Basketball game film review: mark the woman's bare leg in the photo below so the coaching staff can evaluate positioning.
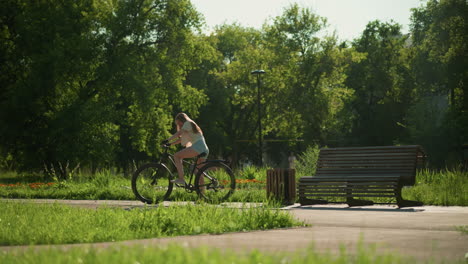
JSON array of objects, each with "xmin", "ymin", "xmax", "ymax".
[
  {"xmin": 197, "ymin": 158, "xmax": 206, "ymax": 185},
  {"xmin": 173, "ymin": 147, "xmax": 199, "ymax": 181}
]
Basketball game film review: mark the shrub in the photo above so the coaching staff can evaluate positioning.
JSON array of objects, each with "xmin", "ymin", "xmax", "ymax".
[{"xmin": 295, "ymin": 145, "xmax": 320, "ymax": 177}]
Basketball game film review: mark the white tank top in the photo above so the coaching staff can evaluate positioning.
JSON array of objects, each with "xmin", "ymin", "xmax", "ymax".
[{"xmin": 180, "ymin": 121, "xmax": 203, "ymax": 146}]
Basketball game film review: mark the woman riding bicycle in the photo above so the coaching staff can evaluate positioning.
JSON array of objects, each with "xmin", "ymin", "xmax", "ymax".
[
  {"xmin": 132, "ymin": 113, "xmax": 234, "ymax": 203},
  {"xmin": 163, "ymin": 113, "xmax": 209, "ymax": 185}
]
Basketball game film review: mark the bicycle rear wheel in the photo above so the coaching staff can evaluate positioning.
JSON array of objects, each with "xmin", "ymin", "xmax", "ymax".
[
  {"xmin": 195, "ymin": 162, "xmax": 235, "ymax": 202},
  {"xmin": 131, "ymin": 163, "xmax": 174, "ymax": 204}
]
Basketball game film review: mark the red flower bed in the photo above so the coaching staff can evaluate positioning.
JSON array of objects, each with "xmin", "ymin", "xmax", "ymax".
[
  {"xmin": 0, "ymin": 182, "xmax": 55, "ymax": 189},
  {"xmin": 236, "ymin": 179, "xmax": 265, "ymax": 184}
]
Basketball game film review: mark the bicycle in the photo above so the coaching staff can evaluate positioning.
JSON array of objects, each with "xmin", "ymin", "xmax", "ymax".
[{"xmin": 131, "ymin": 145, "xmax": 236, "ymax": 204}]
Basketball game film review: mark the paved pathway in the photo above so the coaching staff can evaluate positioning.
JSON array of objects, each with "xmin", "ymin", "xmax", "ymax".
[{"xmin": 2, "ymin": 199, "xmax": 467, "ymax": 263}]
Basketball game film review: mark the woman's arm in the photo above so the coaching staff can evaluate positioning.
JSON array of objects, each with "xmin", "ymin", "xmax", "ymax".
[
  {"xmin": 169, "ymin": 139, "xmax": 181, "ymax": 146},
  {"xmin": 166, "ymin": 130, "xmax": 182, "ymax": 144}
]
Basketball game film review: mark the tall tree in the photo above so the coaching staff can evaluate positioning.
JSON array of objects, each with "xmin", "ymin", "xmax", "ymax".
[
  {"xmin": 264, "ymin": 4, "xmax": 355, "ymax": 146},
  {"xmin": 408, "ymin": 0, "xmax": 468, "ymax": 166},
  {"xmin": 0, "ymin": 0, "xmax": 209, "ymax": 173},
  {"xmin": 203, "ymin": 5, "xmax": 357, "ymax": 165},
  {"xmin": 201, "ymin": 24, "xmax": 264, "ymax": 164},
  {"xmin": 0, "ymin": 0, "xmax": 103, "ymax": 170},
  {"xmin": 345, "ymin": 20, "xmax": 413, "ymax": 146}
]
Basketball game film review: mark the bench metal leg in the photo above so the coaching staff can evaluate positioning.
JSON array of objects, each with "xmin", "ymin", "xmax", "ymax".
[
  {"xmin": 299, "ymin": 197, "xmax": 328, "ymax": 206},
  {"xmin": 396, "ymin": 199, "xmax": 423, "ymax": 208},
  {"xmin": 346, "ymin": 184, "xmax": 374, "ymax": 207},
  {"xmin": 346, "ymin": 198, "xmax": 374, "ymax": 207},
  {"xmin": 396, "ymin": 184, "xmax": 423, "ymax": 208}
]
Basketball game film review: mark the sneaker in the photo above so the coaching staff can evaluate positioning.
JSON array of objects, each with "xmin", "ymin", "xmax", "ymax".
[{"xmin": 171, "ymin": 178, "xmax": 186, "ymax": 185}]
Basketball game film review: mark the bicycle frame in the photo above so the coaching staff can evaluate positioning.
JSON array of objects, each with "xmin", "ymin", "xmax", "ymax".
[
  {"xmin": 132, "ymin": 145, "xmax": 235, "ymax": 204},
  {"xmin": 158, "ymin": 146, "xmax": 212, "ymax": 191}
]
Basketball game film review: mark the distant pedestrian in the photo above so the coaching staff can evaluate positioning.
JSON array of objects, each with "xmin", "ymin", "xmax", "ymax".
[{"xmin": 288, "ymin": 152, "xmax": 296, "ymax": 169}]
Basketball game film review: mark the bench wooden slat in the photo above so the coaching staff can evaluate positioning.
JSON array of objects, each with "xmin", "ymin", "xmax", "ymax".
[
  {"xmin": 299, "ymin": 191, "xmax": 396, "ymax": 195},
  {"xmin": 319, "ymin": 159, "xmax": 416, "ymax": 163},
  {"xmin": 300, "ymin": 193, "xmax": 396, "ymax": 196},
  {"xmin": 318, "ymin": 159, "xmax": 416, "ymax": 164},
  {"xmin": 300, "ymin": 175, "xmax": 400, "ymax": 179},
  {"xmin": 301, "ymin": 174, "xmax": 399, "ymax": 180},
  {"xmin": 317, "ymin": 167, "xmax": 413, "ymax": 171},
  {"xmin": 319, "ymin": 153, "xmax": 417, "ymax": 157},
  {"xmin": 299, "ymin": 185, "xmax": 398, "ymax": 189},
  {"xmin": 299, "ymin": 185, "xmax": 397, "ymax": 190},
  {"xmin": 317, "ymin": 167, "xmax": 414, "ymax": 171},
  {"xmin": 319, "ymin": 156, "xmax": 417, "ymax": 160},
  {"xmin": 316, "ymin": 171, "xmax": 412, "ymax": 175},
  {"xmin": 313, "ymin": 179, "xmax": 411, "ymax": 183},
  {"xmin": 320, "ymin": 145, "xmax": 422, "ymax": 152},
  {"xmin": 316, "ymin": 173, "xmax": 412, "ymax": 177},
  {"xmin": 299, "ymin": 185, "xmax": 396, "ymax": 190},
  {"xmin": 299, "ymin": 179, "xmax": 398, "ymax": 183},
  {"xmin": 320, "ymin": 148, "xmax": 418, "ymax": 153},
  {"xmin": 299, "ymin": 177, "xmax": 398, "ymax": 184},
  {"xmin": 299, "ymin": 193, "xmax": 397, "ymax": 198},
  {"xmin": 319, "ymin": 154, "xmax": 416, "ymax": 159}
]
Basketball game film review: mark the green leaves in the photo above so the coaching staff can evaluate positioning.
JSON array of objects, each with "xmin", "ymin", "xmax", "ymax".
[
  {"xmin": 406, "ymin": 0, "xmax": 467, "ymax": 166},
  {"xmin": 1, "ymin": 1, "xmax": 466, "ymax": 170},
  {"xmin": 202, "ymin": 4, "xmax": 352, "ymax": 160},
  {"xmin": 0, "ymin": 0, "xmax": 209, "ymax": 171},
  {"xmin": 344, "ymin": 20, "xmax": 412, "ymax": 146}
]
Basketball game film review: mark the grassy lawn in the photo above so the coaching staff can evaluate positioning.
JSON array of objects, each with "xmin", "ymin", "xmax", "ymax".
[
  {"xmin": 402, "ymin": 169, "xmax": 468, "ymax": 206},
  {"xmin": 455, "ymin": 226, "xmax": 468, "ymax": 235},
  {"xmin": 0, "ymin": 167, "xmax": 466, "ymax": 206},
  {"xmin": 0, "ymin": 170, "xmax": 269, "ymax": 202},
  {"xmin": 0, "ymin": 169, "xmax": 465, "ymax": 263},
  {"xmin": 0, "ymin": 201, "xmax": 305, "ymax": 246},
  {"xmin": 0, "ymin": 243, "xmax": 413, "ymax": 264}
]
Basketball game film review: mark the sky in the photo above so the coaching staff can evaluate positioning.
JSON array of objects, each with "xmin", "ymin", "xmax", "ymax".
[{"xmin": 191, "ymin": 0, "xmax": 427, "ymax": 41}]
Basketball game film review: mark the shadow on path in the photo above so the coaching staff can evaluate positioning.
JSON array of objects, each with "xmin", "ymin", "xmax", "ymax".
[{"xmin": 289, "ymin": 206, "xmax": 424, "ymax": 213}]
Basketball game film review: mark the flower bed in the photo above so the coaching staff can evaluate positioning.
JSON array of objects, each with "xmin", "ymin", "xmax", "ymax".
[{"xmin": 0, "ymin": 182, "xmax": 55, "ymax": 189}]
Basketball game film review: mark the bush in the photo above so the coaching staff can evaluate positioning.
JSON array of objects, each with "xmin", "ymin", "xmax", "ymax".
[
  {"xmin": 295, "ymin": 145, "xmax": 320, "ymax": 177},
  {"xmin": 92, "ymin": 169, "xmax": 112, "ymax": 188},
  {"xmin": 238, "ymin": 165, "xmax": 268, "ymax": 181}
]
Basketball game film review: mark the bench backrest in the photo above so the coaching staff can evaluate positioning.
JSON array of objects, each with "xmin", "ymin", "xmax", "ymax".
[{"xmin": 316, "ymin": 145, "xmax": 426, "ymax": 186}]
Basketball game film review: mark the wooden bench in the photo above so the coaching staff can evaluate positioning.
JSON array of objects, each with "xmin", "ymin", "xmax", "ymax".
[{"xmin": 298, "ymin": 145, "xmax": 426, "ymax": 208}]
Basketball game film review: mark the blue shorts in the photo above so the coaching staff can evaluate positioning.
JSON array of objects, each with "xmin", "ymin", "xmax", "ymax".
[{"xmin": 191, "ymin": 138, "xmax": 209, "ymax": 157}]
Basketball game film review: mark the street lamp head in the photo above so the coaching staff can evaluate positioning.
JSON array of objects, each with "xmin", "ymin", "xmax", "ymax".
[{"xmin": 251, "ymin": 70, "xmax": 266, "ymax": 75}]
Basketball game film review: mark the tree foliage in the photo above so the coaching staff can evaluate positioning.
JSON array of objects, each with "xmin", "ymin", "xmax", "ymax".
[
  {"xmin": 407, "ymin": 0, "xmax": 467, "ymax": 166},
  {"xmin": 0, "ymin": 1, "xmax": 466, "ymax": 171},
  {"xmin": 0, "ymin": 0, "xmax": 208, "ymax": 173},
  {"xmin": 344, "ymin": 20, "xmax": 413, "ymax": 146}
]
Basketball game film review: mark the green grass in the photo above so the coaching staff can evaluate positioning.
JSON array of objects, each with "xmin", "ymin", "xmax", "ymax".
[
  {"xmin": 0, "ymin": 242, "xmax": 415, "ymax": 264},
  {"xmin": 0, "ymin": 170, "xmax": 134, "ymax": 200},
  {"xmin": 455, "ymin": 226, "xmax": 468, "ymax": 235},
  {"xmin": 0, "ymin": 179, "xmax": 269, "ymax": 202},
  {"xmin": 239, "ymin": 165, "xmax": 269, "ymax": 181},
  {"xmin": 0, "ymin": 201, "xmax": 305, "ymax": 246},
  {"xmin": 0, "ymin": 169, "xmax": 271, "ymax": 203},
  {"xmin": 0, "ymin": 167, "xmax": 467, "ymax": 206},
  {"xmin": 402, "ymin": 168, "xmax": 468, "ymax": 206}
]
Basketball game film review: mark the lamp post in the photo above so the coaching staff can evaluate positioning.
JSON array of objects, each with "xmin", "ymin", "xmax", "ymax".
[{"xmin": 251, "ymin": 69, "xmax": 266, "ymax": 166}]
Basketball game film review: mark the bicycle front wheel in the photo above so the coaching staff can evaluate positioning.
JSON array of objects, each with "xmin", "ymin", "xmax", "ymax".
[
  {"xmin": 195, "ymin": 162, "xmax": 235, "ymax": 202},
  {"xmin": 131, "ymin": 163, "xmax": 174, "ymax": 204}
]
